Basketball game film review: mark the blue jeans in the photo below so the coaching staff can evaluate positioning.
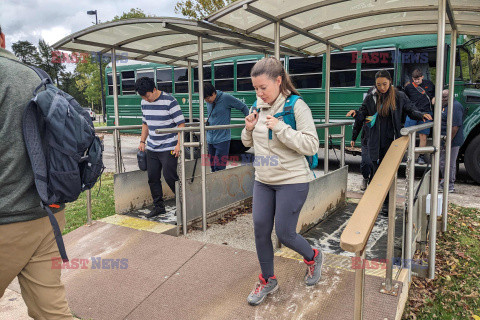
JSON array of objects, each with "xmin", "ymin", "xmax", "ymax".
[
  {"xmin": 405, "ymin": 112, "xmax": 433, "ymax": 135},
  {"xmin": 207, "ymin": 140, "xmax": 230, "ymax": 172}
]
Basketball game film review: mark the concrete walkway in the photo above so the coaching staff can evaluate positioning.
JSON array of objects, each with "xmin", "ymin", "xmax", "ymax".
[{"xmin": 3, "ymin": 219, "xmax": 405, "ymax": 320}]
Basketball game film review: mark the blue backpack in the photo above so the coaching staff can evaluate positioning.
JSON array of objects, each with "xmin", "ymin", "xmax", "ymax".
[
  {"xmin": 252, "ymin": 95, "xmax": 319, "ymax": 170},
  {"xmin": 22, "ymin": 66, "xmax": 104, "ymax": 262}
]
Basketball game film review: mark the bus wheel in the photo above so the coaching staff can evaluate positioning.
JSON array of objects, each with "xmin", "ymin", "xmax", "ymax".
[
  {"xmin": 464, "ymin": 135, "xmax": 480, "ymax": 184},
  {"xmin": 183, "ymin": 131, "xmax": 201, "ymax": 159}
]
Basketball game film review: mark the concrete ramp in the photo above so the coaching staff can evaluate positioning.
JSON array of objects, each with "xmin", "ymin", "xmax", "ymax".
[{"xmin": 59, "ymin": 221, "xmax": 406, "ymax": 320}]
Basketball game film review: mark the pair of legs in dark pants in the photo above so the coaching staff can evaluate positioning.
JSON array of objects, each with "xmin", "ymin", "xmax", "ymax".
[
  {"xmin": 146, "ymin": 150, "xmax": 178, "ymax": 209},
  {"xmin": 361, "ymin": 138, "xmax": 373, "ymax": 181},
  {"xmin": 207, "ymin": 140, "xmax": 230, "ymax": 172},
  {"xmin": 252, "ymin": 181, "xmax": 315, "ymax": 279}
]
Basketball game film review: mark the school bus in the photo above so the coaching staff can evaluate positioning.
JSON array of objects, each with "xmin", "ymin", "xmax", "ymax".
[{"xmin": 105, "ymin": 34, "xmax": 480, "ymax": 183}]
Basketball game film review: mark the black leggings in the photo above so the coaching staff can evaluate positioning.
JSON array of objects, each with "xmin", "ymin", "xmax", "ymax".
[{"xmin": 252, "ymin": 181, "xmax": 314, "ymax": 279}]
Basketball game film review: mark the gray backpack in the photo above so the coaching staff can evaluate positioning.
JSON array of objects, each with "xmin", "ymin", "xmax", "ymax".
[{"xmin": 23, "ymin": 66, "xmax": 104, "ymax": 261}]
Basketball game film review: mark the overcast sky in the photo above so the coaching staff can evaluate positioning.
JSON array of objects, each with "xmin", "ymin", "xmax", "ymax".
[{"xmin": 1, "ymin": 0, "xmax": 182, "ymax": 52}]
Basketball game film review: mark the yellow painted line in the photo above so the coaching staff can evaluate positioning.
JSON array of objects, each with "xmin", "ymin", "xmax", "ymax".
[{"xmin": 100, "ymin": 215, "xmax": 176, "ymax": 234}]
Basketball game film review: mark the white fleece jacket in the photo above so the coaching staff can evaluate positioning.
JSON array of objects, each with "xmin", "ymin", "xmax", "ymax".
[{"xmin": 241, "ymin": 93, "xmax": 319, "ymax": 185}]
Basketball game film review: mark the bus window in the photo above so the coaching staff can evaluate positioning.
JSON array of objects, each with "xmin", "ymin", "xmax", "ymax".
[
  {"xmin": 214, "ymin": 63, "xmax": 234, "ymax": 92},
  {"xmin": 121, "ymin": 71, "xmax": 136, "ymax": 95},
  {"xmin": 194, "ymin": 66, "xmax": 212, "ymax": 92},
  {"xmin": 137, "ymin": 69, "xmax": 154, "ymax": 81},
  {"xmin": 237, "ymin": 60, "xmax": 256, "ymax": 91},
  {"xmin": 330, "ymin": 52, "xmax": 356, "ymax": 87},
  {"xmin": 289, "ymin": 56, "xmax": 323, "ymax": 89},
  {"xmin": 156, "ymin": 68, "xmax": 172, "ymax": 93},
  {"xmin": 174, "ymin": 68, "xmax": 189, "ymax": 93},
  {"xmin": 459, "ymin": 48, "xmax": 471, "ymax": 82},
  {"xmin": 107, "ymin": 73, "xmax": 120, "ymax": 96},
  {"xmin": 360, "ymin": 49, "xmax": 395, "ymax": 87}
]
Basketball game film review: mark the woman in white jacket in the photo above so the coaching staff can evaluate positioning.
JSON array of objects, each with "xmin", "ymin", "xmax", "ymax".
[{"xmin": 242, "ymin": 57, "xmax": 323, "ymax": 306}]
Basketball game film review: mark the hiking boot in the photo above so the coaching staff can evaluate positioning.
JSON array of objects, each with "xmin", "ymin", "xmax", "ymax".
[
  {"xmin": 247, "ymin": 274, "xmax": 278, "ymax": 306},
  {"xmin": 360, "ymin": 178, "xmax": 368, "ymax": 191},
  {"xmin": 304, "ymin": 248, "xmax": 323, "ymax": 286},
  {"xmin": 145, "ymin": 206, "xmax": 166, "ymax": 218}
]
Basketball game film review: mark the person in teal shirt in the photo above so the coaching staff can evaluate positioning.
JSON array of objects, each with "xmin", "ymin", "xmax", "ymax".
[{"xmin": 204, "ymin": 83, "xmax": 249, "ymax": 171}]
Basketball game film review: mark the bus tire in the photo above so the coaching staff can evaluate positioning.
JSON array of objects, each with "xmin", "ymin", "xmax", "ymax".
[
  {"xmin": 464, "ymin": 135, "xmax": 480, "ymax": 184},
  {"xmin": 229, "ymin": 140, "xmax": 249, "ymax": 155},
  {"xmin": 183, "ymin": 131, "xmax": 201, "ymax": 159}
]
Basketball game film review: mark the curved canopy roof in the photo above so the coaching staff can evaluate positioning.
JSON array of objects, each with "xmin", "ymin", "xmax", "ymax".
[
  {"xmin": 207, "ymin": 0, "xmax": 480, "ymax": 56},
  {"xmin": 52, "ymin": 17, "xmax": 308, "ymax": 67}
]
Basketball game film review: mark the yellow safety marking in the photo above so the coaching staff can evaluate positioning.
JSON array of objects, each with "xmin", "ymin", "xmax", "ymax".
[{"xmin": 100, "ymin": 215, "xmax": 176, "ymax": 234}]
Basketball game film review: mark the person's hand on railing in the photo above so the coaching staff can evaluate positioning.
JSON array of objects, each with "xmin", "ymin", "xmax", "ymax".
[
  {"xmin": 350, "ymin": 140, "xmax": 355, "ymax": 147},
  {"xmin": 423, "ymin": 113, "xmax": 433, "ymax": 121},
  {"xmin": 173, "ymin": 143, "xmax": 181, "ymax": 158},
  {"xmin": 346, "ymin": 110, "xmax": 356, "ymax": 118},
  {"xmin": 245, "ymin": 110, "xmax": 258, "ymax": 131}
]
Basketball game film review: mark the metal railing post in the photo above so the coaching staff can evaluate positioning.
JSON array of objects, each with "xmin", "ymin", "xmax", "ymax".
[
  {"xmin": 429, "ymin": 0, "xmax": 447, "ymax": 279},
  {"xmin": 340, "ymin": 124, "xmax": 345, "ymax": 167},
  {"xmin": 180, "ymin": 132, "xmax": 187, "ymax": 235},
  {"xmin": 188, "ymin": 61, "xmax": 194, "ymax": 160},
  {"xmin": 381, "ymin": 174, "xmax": 398, "ymax": 295},
  {"xmin": 443, "ymin": 29, "xmax": 458, "ymax": 232},
  {"xmin": 324, "ymin": 45, "xmax": 331, "ymax": 174},
  {"xmin": 354, "ymin": 249, "xmax": 365, "ymax": 320},
  {"xmin": 86, "ymin": 189, "xmax": 92, "ymax": 225},
  {"xmin": 111, "ymin": 47, "xmax": 122, "ymax": 174},
  {"xmin": 406, "ymin": 133, "xmax": 416, "ymax": 281},
  {"xmin": 198, "ymin": 36, "xmax": 207, "ymax": 232}
]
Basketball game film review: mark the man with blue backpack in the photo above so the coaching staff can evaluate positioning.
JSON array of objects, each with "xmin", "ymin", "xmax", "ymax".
[{"xmin": 0, "ymin": 26, "xmax": 74, "ymax": 319}]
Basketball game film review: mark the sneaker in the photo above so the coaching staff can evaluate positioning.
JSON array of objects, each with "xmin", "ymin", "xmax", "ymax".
[
  {"xmin": 247, "ymin": 274, "xmax": 278, "ymax": 306},
  {"xmin": 145, "ymin": 206, "xmax": 166, "ymax": 218},
  {"xmin": 304, "ymin": 248, "xmax": 323, "ymax": 286},
  {"xmin": 417, "ymin": 156, "xmax": 426, "ymax": 165},
  {"xmin": 360, "ymin": 178, "xmax": 368, "ymax": 191}
]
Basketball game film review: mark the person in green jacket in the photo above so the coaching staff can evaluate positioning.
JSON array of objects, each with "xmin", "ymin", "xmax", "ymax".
[{"xmin": 0, "ymin": 26, "xmax": 73, "ymax": 319}]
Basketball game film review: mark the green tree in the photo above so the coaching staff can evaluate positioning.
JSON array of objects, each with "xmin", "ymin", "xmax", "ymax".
[
  {"xmin": 11, "ymin": 40, "xmax": 40, "ymax": 66},
  {"xmin": 175, "ymin": 0, "xmax": 237, "ymax": 20},
  {"xmin": 37, "ymin": 39, "xmax": 65, "ymax": 85},
  {"xmin": 75, "ymin": 55, "xmax": 109, "ymax": 113},
  {"xmin": 58, "ymin": 71, "xmax": 89, "ymax": 108},
  {"xmin": 112, "ymin": 8, "xmax": 152, "ymax": 21}
]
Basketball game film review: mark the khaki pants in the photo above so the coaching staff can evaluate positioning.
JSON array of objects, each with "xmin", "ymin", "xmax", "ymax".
[{"xmin": 0, "ymin": 211, "xmax": 73, "ymax": 320}]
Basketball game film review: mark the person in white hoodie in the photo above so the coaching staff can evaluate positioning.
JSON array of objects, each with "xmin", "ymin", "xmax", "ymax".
[{"xmin": 242, "ymin": 57, "xmax": 323, "ymax": 306}]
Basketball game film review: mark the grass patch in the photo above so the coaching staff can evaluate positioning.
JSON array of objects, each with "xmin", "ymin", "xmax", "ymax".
[
  {"xmin": 63, "ymin": 172, "xmax": 115, "ymax": 234},
  {"xmin": 93, "ymin": 121, "xmax": 106, "ymax": 127},
  {"xmin": 403, "ymin": 204, "xmax": 480, "ymax": 320}
]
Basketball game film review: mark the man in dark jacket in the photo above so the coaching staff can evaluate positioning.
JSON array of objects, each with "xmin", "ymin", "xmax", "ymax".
[
  {"xmin": 0, "ymin": 26, "xmax": 73, "ymax": 319},
  {"xmin": 204, "ymin": 83, "xmax": 249, "ymax": 172},
  {"xmin": 404, "ymin": 69, "xmax": 435, "ymax": 164}
]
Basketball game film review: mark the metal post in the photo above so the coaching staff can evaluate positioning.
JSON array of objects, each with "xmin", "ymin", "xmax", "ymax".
[
  {"xmin": 188, "ymin": 61, "xmax": 194, "ymax": 160},
  {"xmin": 340, "ymin": 124, "xmax": 345, "ymax": 167},
  {"xmin": 86, "ymin": 189, "xmax": 92, "ymax": 225},
  {"xmin": 429, "ymin": 0, "xmax": 447, "ymax": 279},
  {"xmin": 382, "ymin": 175, "xmax": 398, "ymax": 294},
  {"xmin": 111, "ymin": 48, "xmax": 122, "ymax": 174},
  {"xmin": 274, "ymin": 21, "xmax": 280, "ymax": 60},
  {"xmin": 443, "ymin": 29, "xmax": 458, "ymax": 232},
  {"xmin": 180, "ymin": 132, "xmax": 187, "ymax": 235},
  {"xmin": 354, "ymin": 249, "xmax": 365, "ymax": 320},
  {"xmin": 198, "ymin": 36, "xmax": 207, "ymax": 232},
  {"xmin": 324, "ymin": 45, "xmax": 331, "ymax": 174},
  {"xmin": 406, "ymin": 133, "xmax": 416, "ymax": 281}
]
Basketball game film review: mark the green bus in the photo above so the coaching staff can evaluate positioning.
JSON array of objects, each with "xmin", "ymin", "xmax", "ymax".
[{"xmin": 105, "ymin": 34, "xmax": 480, "ymax": 183}]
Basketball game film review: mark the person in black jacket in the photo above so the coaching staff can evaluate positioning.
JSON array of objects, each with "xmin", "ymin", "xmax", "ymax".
[{"xmin": 351, "ymin": 69, "xmax": 432, "ymax": 212}]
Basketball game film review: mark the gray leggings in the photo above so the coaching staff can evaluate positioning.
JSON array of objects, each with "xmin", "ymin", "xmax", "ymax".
[{"xmin": 252, "ymin": 180, "xmax": 314, "ymax": 279}]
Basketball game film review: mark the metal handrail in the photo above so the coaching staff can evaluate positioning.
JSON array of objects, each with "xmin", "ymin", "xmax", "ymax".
[
  {"xmin": 340, "ymin": 136, "xmax": 409, "ymax": 320},
  {"xmin": 399, "ymin": 122, "xmax": 433, "ymax": 136}
]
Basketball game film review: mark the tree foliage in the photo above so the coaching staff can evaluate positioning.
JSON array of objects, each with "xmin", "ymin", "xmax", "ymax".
[
  {"xmin": 174, "ymin": 0, "xmax": 237, "ymax": 20},
  {"xmin": 11, "ymin": 40, "xmax": 40, "ymax": 66},
  {"xmin": 37, "ymin": 39, "xmax": 65, "ymax": 85},
  {"xmin": 112, "ymin": 8, "xmax": 152, "ymax": 21}
]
